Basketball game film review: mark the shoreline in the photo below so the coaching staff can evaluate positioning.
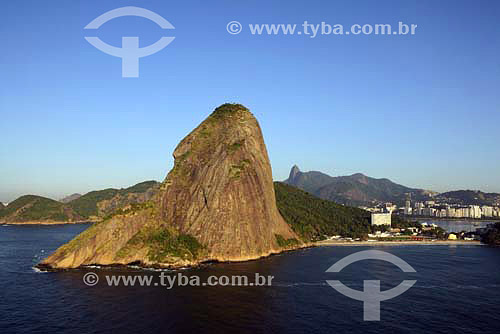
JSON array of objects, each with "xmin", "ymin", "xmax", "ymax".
[
  {"xmin": 315, "ymin": 240, "xmax": 482, "ymax": 246},
  {"xmin": 35, "ymin": 240, "xmax": 480, "ymax": 272},
  {"xmin": 35, "ymin": 243, "xmax": 314, "ymax": 272},
  {"xmin": 1, "ymin": 221, "xmax": 94, "ymax": 226}
]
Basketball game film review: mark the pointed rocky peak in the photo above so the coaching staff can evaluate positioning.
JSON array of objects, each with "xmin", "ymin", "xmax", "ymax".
[
  {"xmin": 289, "ymin": 165, "xmax": 301, "ymax": 180},
  {"xmin": 39, "ymin": 103, "xmax": 300, "ymax": 270},
  {"xmin": 160, "ymin": 103, "xmax": 299, "ymax": 260}
]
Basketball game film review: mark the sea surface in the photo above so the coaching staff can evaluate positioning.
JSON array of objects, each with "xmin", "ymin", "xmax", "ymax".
[{"xmin": 1, "ymin": 224, "xmax": 500, "ymax": 334}]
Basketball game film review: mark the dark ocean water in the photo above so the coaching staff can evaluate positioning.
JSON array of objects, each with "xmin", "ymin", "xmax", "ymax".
[{"xmin": 1, "ymin": 224, "xmax": 500, "ymax": 334}]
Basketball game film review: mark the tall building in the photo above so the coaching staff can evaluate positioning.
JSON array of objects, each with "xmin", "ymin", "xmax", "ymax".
[
  {"xmin": 415, "ymin": 202, "xmax": 424, "ymax": 216},
  {"xmin": 456, "ymin": 207, "xmax": 470, "ymax": 218},
  {"xmin": 447, "ymin": 207, "xmax": 456, "ymax": 218},
  {"xmin": 404, "ymin": 194, "xmax": 412, "ymax": 215}
]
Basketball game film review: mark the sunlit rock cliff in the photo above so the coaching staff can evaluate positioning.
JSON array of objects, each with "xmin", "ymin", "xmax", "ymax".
[{"xmin": 39, "ymin": 104, "xmax": 301, "ymax": 269}]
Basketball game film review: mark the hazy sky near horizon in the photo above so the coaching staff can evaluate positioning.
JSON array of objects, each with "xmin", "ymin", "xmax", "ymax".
[{"xmin": 1, "ymin": 0, "xmax": 499, "ymax": 202}]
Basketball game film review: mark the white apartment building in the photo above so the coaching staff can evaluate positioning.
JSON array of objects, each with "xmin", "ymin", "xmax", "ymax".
[
  {"xmin": 371, "ymin": 213, "xmax": 392, "ymax": 226},
  {"xmin": 470, "ymin": 205, "xmax": 481, "ymax": 219},
  {"xmin": 482, "ymin": 206, "xmax": 493, "ymax": 217},
  {"xmin": 415, "ymin": 202, "xmax": 424, "ymax": 216}
]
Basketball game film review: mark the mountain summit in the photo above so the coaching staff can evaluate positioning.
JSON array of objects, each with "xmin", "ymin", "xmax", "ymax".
[
  {"xmin": 40, "ymin": 104, "xmax": 300, "ymax": 269},
  {"xmin": 284, "ymin": 165, "xmax": 431, "ymax": 206},
  {"xmin": 289, "ymin": 165, "xmax": 301, "ymax": 180}
]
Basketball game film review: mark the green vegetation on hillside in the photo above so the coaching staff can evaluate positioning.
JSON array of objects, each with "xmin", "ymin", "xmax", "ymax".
[
  {"xmin": 229, "ymin": 159, "xmax": 250, "ymax": 179},
  {"xmin": 0, "ymin": 195, "xmax": 76, "ymax": 222},
  {"xmin": 68, "ymin": 181, "xmax": 159, "ymax": 218},
  {"xmin": 210, "ymin": 103, "xmax": 249, "ymax": 119},
  {"xmin": 118, "ymin": 226, "xmax": 203, "ymax": 262},
  {"xmin": 121, "ymin": 181, "xmax": 158, "ymax": 195},
  {"xmin": 228, "ymin": 139, "xmax": 245, "ymax": 153},
  {"xmin": 275, "ymin": 234, "xmax": 300, "ymax": 248},
  {"xmin": 391, "ymin": 216, "xmax": 422, "ymax": 229},
  {"xmin": 274, "ymin": 182, "xmax": 371, "ymax": 241},
  {"xmin": 68, "ymin": 189, "xmax": 119, "ymax": 218},
  {"xmin": 101, "ymin": 201, "xmax": 155, "ymax": 221},
  {"xmin": 147, "ymin": 229, "xmax": 203, "ymax": 262}
]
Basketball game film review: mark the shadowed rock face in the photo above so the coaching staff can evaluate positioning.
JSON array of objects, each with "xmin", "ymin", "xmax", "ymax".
[{"xmin": 40, "ymin": 104, "xmax": 300, "ymax": 269}]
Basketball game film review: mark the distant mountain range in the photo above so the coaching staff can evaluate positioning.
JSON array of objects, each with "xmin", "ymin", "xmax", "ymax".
[
  {"xmin": 284, "ymin": 165, "xmax": 435, "ymax": 207},
  {"xmin": 436, "ymin": 190, "xmax": 500, "ymax": 206},
  {"xmin": 0, "ymin": 181, "xmax": 159, "ymax": 223}
]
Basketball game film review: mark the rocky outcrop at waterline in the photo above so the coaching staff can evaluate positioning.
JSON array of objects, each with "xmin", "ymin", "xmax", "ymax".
[{"xmin": 39, "ymin": 104, "xmax": 302, "ymax": 269}]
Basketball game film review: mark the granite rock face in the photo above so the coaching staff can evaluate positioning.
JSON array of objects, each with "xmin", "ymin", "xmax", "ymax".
[{"xmin": 40, "ymin": 104, "xmax": 300, "ymax": 269}]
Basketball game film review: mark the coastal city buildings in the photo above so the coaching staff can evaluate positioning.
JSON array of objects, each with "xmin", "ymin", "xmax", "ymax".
[
  {"xmin": 361, "ymin": 199, "xmax": 499, "ymax": 219},
  {"xmin": 408, "ymin": 202, "xmax": 498, "ymax": 219}
]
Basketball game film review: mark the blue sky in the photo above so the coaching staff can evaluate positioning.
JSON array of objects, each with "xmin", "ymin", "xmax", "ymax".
[{"xmin": 1, "ymin": 0, "xmax": 499, "ymax": 202}]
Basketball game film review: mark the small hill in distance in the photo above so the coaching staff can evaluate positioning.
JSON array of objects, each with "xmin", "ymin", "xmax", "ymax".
[
  {"xmin": 0, "ymin": 195, "xmax": 82, "ymax": 223},
  {"xmin": 0, "ymin": 181, "xmax": 160, "ymax": 224}
]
